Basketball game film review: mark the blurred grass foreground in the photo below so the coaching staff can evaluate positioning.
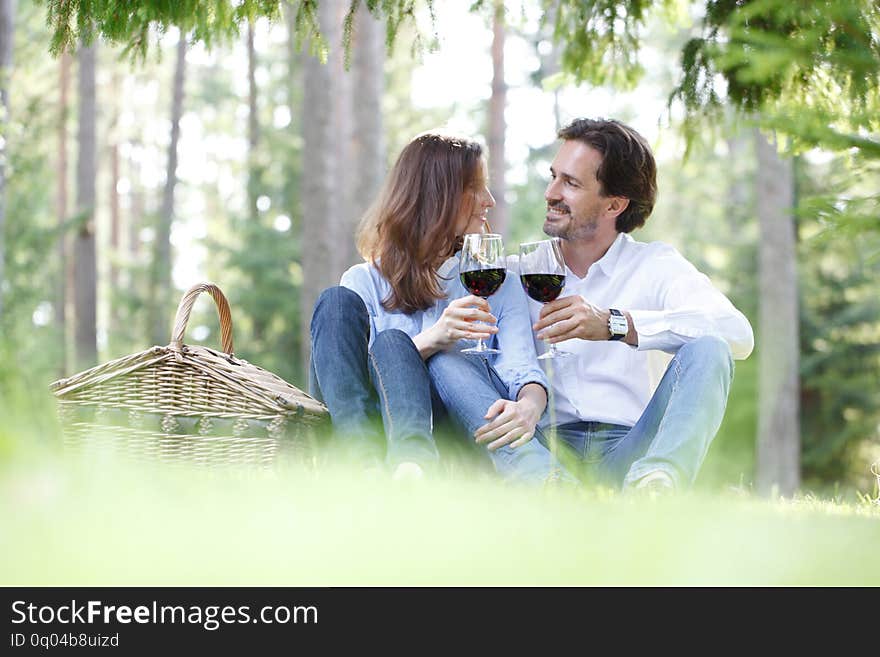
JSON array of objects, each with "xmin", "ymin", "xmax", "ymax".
[{"xmin": 2, "ymin": 434, "xmax": 879, "ymax": 587}]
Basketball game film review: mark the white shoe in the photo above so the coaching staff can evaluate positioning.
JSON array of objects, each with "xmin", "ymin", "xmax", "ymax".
[
  {"xmin": 392, "ymin": 462, "xmax": 425, "ymax": 481},
  {"xmin": 633, "ymin": 470, "xmax": 675, "ymax": 495}
]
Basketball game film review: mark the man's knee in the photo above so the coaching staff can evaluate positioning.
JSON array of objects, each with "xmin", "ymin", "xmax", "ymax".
[
  {"xmin": 680, "ymin": 335, "xmax": 733, "ymax": 380},
  {"xmin": 311, "ymin": 286, "xmax": 367, "ymax": 334}
]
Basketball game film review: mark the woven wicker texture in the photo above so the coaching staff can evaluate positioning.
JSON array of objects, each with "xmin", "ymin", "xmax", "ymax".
[{"xmin": 51, "ymin": 282, "xmax": 328, "ymax": 466}]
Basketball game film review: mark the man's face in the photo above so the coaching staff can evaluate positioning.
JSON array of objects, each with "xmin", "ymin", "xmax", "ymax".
[{"xmin": 543, "ymin": 140, "xmax": 621, "ymax": 242}]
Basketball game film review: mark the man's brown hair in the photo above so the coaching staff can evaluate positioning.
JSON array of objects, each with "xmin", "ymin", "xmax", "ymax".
[
  {"xmin": 356, "ymin": 133, "xmax": 484, "ymax": 313},
  {"xmin": 558, "ymin": 118, "xmax": 657, "ymax": 233}
]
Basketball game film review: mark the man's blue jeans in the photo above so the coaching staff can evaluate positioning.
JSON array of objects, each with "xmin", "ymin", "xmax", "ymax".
[
  {"xmin": 543, "ymin": 336, "xmax": 734, "ymax": 489},
  {"xmin": 310, "ymin": 286, "xmax": 566, "ymax": 484}
]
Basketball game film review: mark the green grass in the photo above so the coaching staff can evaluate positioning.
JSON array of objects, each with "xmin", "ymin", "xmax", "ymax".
[{"xmin": 2, "ymin": 446, "xmax": 879, "ymax": 586}]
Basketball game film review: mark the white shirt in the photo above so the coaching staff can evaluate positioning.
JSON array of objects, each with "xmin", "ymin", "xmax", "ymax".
[{"xmin": 523, "ymin": 233, "xmax": 754, "ymax": 428}]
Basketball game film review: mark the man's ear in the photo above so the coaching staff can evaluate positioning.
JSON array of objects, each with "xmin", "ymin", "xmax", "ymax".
[{"xmin": 606, "ymin": 196, "xmax": 630, "ymax": 219}]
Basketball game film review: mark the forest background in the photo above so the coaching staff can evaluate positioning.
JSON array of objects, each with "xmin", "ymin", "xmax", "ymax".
[{"xmin": 0, "ymin": 0, "xmax": 878, "ymax": 501}]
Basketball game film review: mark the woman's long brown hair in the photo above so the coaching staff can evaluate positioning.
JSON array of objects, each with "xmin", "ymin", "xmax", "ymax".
[{"xmin": 356, "ymin": 133, "xmax": 484, "ymax": 314}]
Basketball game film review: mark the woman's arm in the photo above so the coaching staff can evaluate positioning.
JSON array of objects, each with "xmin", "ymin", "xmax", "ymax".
[{"xmin": 412, "ymin": 295, "xmax": 498, "ymax": 360}]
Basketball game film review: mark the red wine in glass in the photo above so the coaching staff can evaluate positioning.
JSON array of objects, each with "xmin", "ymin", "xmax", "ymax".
[
  {"xmin": 461, "ymin": 268, "xmax": 507, "ymax": 298},
  {"xmin": 459, "ymin": 233, "xmax": 506, "ymax": 355},
  {"xmin": 518, "ymin": 239, "xmax": 572, "ymax": 359},
  {"xmin": 520, "ymin": 273, "xmax": 565, "ymax": 303}
]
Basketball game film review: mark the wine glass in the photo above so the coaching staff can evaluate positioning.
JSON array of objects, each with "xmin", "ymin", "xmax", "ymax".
[
  {"xmin": 518, "ymin": 238, "xmax": 572, "ymax": 359},
  {"xmin": 459, "ymin": 233, "xmax": 507, "ymax": 355}
]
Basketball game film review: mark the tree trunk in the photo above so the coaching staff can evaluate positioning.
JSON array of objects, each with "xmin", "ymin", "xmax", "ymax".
[
  {"xmin": 246, "ymin": 19, "xmax": 259, "ymax": 223},
  {"xmin": 755, "ymin": 128, "xmax": 800, "ymax": 496},
  {"xmin": 300, "ymin": 0, "xmax": 344, "ymax": 367},
  {"xmin": 56, "ymin": 51, "xmax": 71, "ymax": 373},
  {"xmin": 74, "ymin": 40, "xmax": 98, "ymax": 369},
  {"xmin": 150, "ymin": 34, "xmax": 187, "ymax": 345},
  {"xmin": 0, "ymin": 0, "xmax": 14, "ymax": 322},
  {"xmin": 108, "ymin": 69, "xmax": 121, "ymax": 333},
  {"xmin": 725, "ymin": 132, "xmax": 750, "ymax": 227},
  {"xmin": 350, "ymin": 2, "xmax": 384, "ymax": 241},
  {"xmin": 488, "ymin": 0, "xmax": 508, "ymax": 236},
  {"xmin": 299, "ymin": 0, "xmax": 384, "ymax": 368},
  {"xmin": 331, "ymin": 1, "xmax": 354, "ymax": 276},
  {"xmin": 128, "ymin": 140, "xmax": 143, "ymax": 259}
]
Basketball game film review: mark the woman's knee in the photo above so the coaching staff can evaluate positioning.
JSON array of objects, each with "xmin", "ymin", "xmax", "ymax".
[
  {"xmin": 371, "ymin": 329, "xmax": 420, "ymax": 363},
  {"xmin": 311, "ymin": 286, "xmax": 368, "ymax": 334},
  {"xmin": 426, "ymin": 350, "xmax": 486, "ymax": 381}
]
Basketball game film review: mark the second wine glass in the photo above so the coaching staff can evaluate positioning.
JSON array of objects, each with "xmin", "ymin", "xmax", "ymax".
[
  {"xmin": 518, "ymin": 238, "xmax": 572, "ymax": 359},
  {"xmin": 459, "ymin": 233, "xmax": 507, "ymax": 355}
]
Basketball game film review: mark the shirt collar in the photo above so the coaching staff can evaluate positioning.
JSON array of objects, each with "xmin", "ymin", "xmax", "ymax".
[{"xmin": 593, "ymin": 232, "xmax": 629, "ymax": 277}]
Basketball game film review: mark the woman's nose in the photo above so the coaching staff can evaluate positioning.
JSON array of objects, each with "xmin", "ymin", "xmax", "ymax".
[{"xmin": 483, "ymin": 187, "xmax": 496, "ymax": 208}]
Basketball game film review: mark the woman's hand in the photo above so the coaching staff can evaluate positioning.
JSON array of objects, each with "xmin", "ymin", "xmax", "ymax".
[
  {"xmin": 413, "ymin": 295, "xmax": 497, "ymax": 360},
  {"xmin": 474, "ymin": 383, "xmax": 546, "ymax": 451}
]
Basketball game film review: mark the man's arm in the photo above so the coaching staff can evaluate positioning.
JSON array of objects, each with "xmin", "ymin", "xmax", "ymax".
[
  {"xmin": 533, "ymin": 297, "xmax": 639, "ymax": 345},
  {"xmin": 627, "ymin": 271, "xmax": 754, "ymax": 359},
  {"xmin": 533, "ymin": 280, "xmax": 753, "ymax": 359}
]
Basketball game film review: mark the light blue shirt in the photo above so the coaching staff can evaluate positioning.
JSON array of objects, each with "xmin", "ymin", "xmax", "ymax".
[{"xmin": 340, "ymin": 257, "xmax": 548, "ymax": 401}]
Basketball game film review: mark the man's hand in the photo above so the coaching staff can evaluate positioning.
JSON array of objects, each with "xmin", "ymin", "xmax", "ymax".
[
  {"xmin": 474, "ymin": 383, "xmax": 546, "ymax": 451},
  {"xmin": 533, "ymin": 295, "xmax": 610, "ymax": 343},
  {"xmin": 413, "ymin": 295, "xmax": 497, "ymax": 359}
]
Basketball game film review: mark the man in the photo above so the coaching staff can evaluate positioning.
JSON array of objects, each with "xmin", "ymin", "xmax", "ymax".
[{"xmin": 529, "ymin": 118, "xmax": 754, "ymax": 492}]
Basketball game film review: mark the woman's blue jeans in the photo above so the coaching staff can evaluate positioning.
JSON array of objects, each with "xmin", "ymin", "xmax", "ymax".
[
  {"xmin": 309, "ymin": 286, "xmax": 567, "ymax": 484},
  {"xmin": 309, "ymin": 286, "xmax": 438, "ymax": 469},
  {"xmin": 426, "ymin": 350, "xmax": 568, "ymax": 485},
  {"xmin": 544, "ymin": 335, "xmax": 734, "ymax": 489}
]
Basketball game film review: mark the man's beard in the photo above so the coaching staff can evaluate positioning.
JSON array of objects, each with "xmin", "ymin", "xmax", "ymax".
[{"xmin": 543, "ymin": 201, "xmax": 598, "ymax": 241}]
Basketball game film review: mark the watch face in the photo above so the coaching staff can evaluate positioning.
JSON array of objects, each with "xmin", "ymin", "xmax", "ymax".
[{"xmin": 609, "ymin": 316, "xmax": 627, "ymax": 335}]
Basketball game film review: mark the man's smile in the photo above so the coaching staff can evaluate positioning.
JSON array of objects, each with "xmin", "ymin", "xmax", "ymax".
[{"xmin": 546, "ymin": 202, "xmax": 571, "ymax": 219}]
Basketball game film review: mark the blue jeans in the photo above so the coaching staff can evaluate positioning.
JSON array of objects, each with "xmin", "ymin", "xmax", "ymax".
[
  {"xmin": 544, "ymin": 335, "xmax": 734, "ymax": 489},
  {"xmin": 310, "ymin": 286, "xmax": 439, "ymax": 469},
  {"xmin": 310, "ymin": 286, "xmax": 568, "ymax": 484},
  {"xmin": 427, "ymin": 350, "xmax": 571, "ymax": 485}
]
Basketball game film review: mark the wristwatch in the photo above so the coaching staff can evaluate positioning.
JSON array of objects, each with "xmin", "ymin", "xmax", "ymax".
[{"xmin": 608, "ymin": 308, "xmax": 628, "ymax": 341}]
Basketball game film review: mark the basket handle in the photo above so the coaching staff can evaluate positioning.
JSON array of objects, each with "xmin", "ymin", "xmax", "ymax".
[{"xmin": 169, "ymin": 282, "xmax": 234, "ymax": 355}]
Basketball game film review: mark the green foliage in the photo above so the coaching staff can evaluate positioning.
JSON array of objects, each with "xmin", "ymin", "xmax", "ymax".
[
  {"xmin": 543, "ymin": 0, "xmax": 661, "ymax": 88},
  {"xmin": 672, "ymin": 1, "xmax": 880, "ymax": 161},
  {"xmin": 797, "ymin": 155, "xmax": 880, "ymax": 488},
  {"xmin": 343, "ymin": 0, "xmax": 434, "ymax": 68},
  {"xmin": 41, "ymin": 0, "xmax": 284, "ymax": 58},
  {"xmin": 674, "ymin": 0, "xmax": 880, "ymax": 113},
  {"xmin": 39, "ymin": 0, "xmax": 436, "ymax": 65}
]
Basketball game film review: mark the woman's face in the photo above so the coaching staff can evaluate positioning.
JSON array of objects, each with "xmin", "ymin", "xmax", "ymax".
[{"xmin": 455, "ymin": 162, "xmax": 496, "ymax": 237}]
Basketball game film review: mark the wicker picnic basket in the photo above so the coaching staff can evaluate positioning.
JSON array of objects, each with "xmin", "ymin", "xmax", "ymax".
[{"xmin": 50, "ymin": 282, "xmax": 329, "ymax": 466}]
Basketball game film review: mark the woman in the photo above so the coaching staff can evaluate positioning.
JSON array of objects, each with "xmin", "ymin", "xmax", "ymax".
[{"xmin": 309, "ymin": 132, "xmax": 563, "ymax": 483}]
